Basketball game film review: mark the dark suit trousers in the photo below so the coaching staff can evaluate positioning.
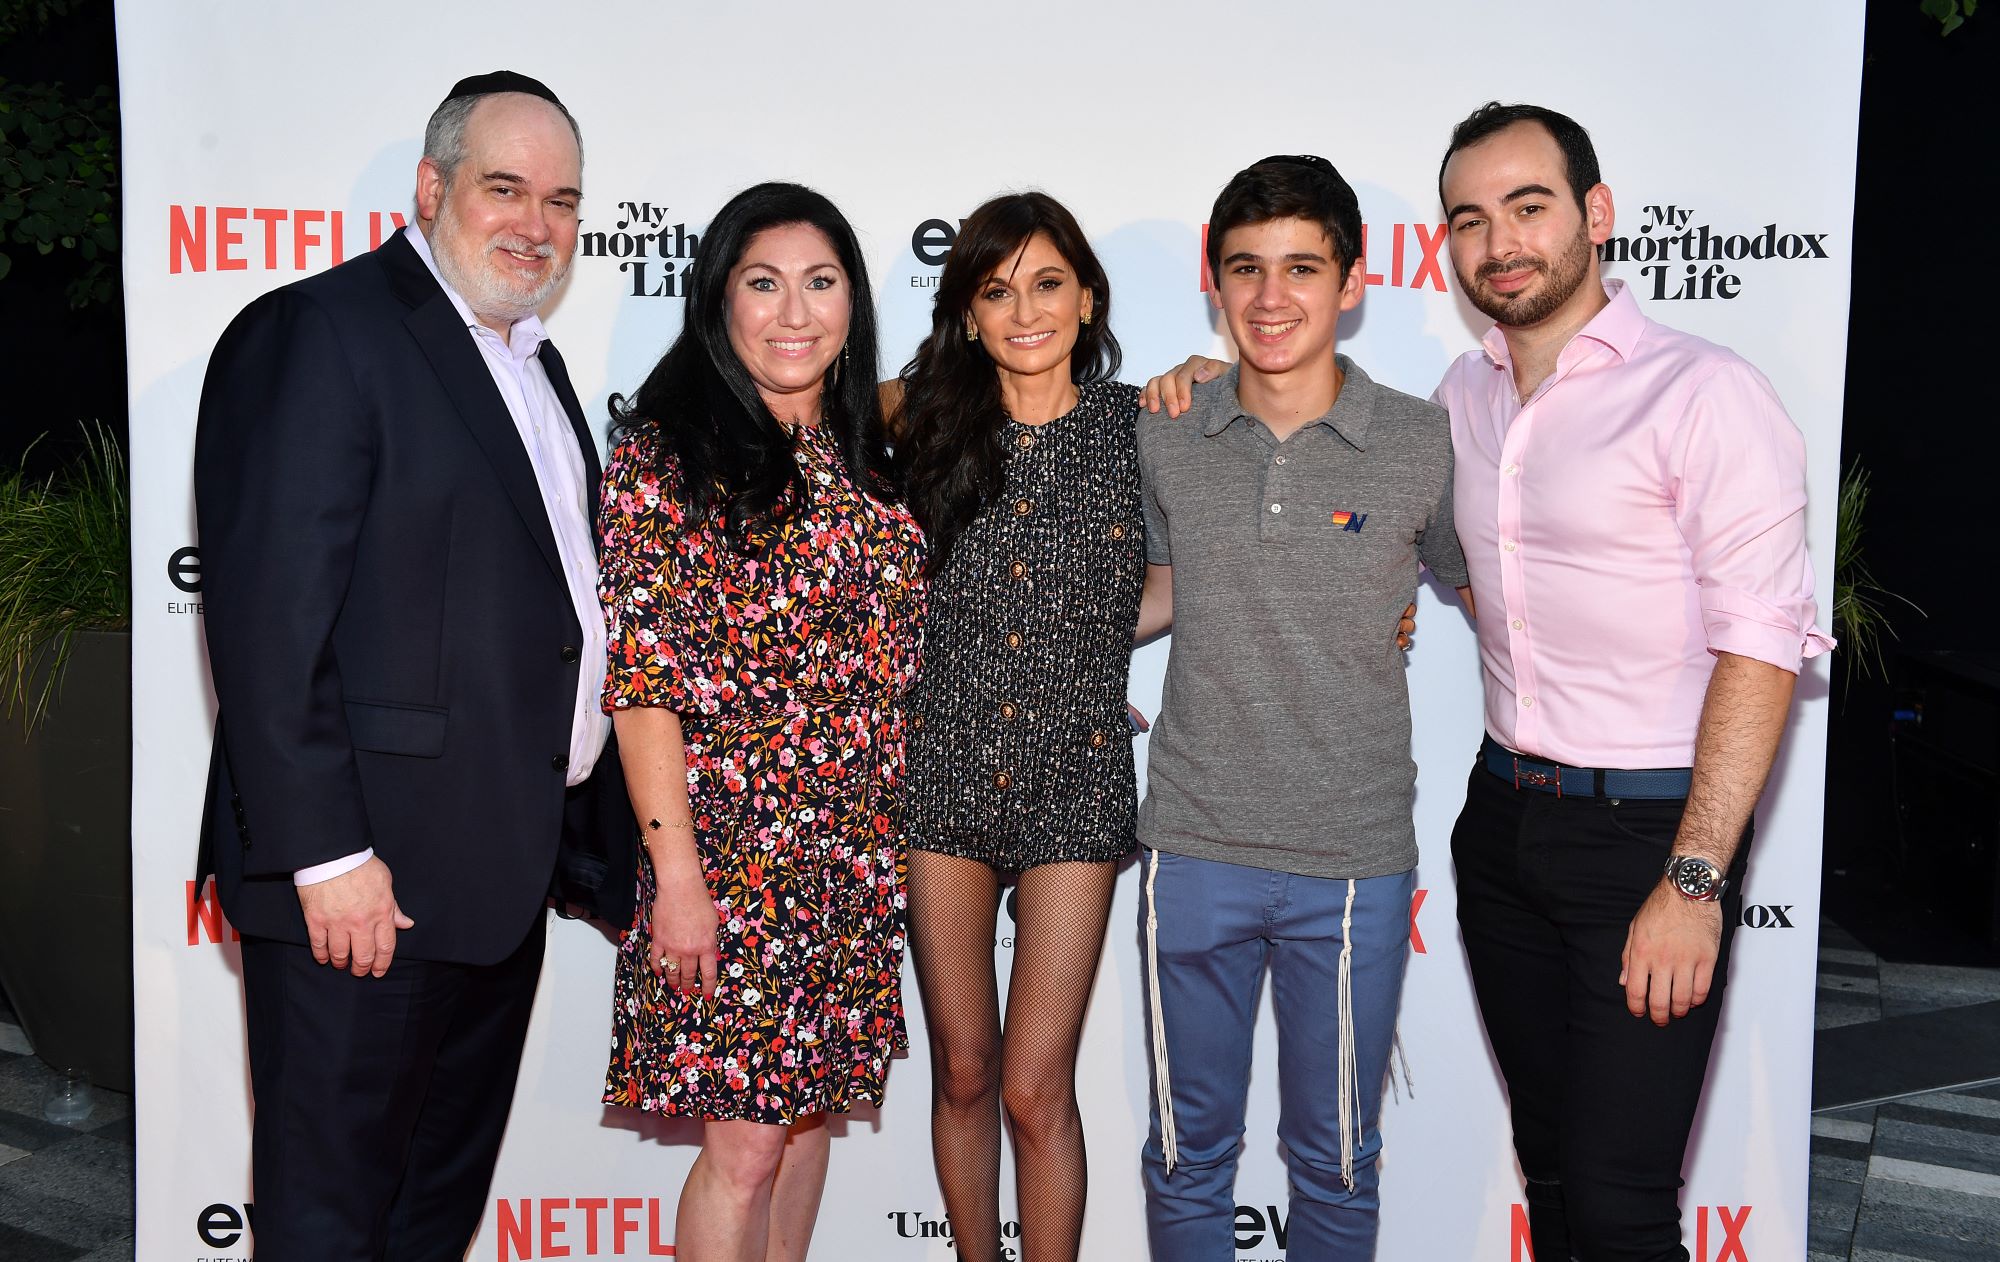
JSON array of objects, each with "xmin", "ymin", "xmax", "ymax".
[
  {"xmin": 241, "ymin": 918, "xmax": 546, "ymax": 1261},
  {"xmin": 1451, "ymin": 759, "xmax": 1747, "ymax": 1262}
]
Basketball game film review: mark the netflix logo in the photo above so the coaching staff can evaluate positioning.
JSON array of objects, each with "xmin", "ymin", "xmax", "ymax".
[
  {"xmin": 167, "ymin": 205, "xmax": 410, "ymax": 275},
  {"xmin": 492, "ymin": 1197, "xmax": 676, "ymax": 1259},
  {"xmin": 1510, "ymin": 1202, "xmax": 1752, "ymax": 1260},
  {"xmin": 1199, "ymin": 222, "xmax": 1450, "ymax": 294},
  {"xmin": 187, "ymin": 878, "xmax": 240, "ymax": 947}
]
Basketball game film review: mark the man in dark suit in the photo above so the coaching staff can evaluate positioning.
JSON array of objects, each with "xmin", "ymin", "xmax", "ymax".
[{"xmin": 194, "ymin": 72, "xmax": 630, "ymax": 1259}]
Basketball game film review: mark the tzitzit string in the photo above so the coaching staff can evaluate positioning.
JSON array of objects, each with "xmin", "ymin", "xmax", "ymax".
[
  {"xmin": 1336, "ymin": 877, "xmax": 1360, "ymax": 1190},
  {"xmin": 1144, "ymin": 847, "xmax": 1178, "ymax": 1173}
]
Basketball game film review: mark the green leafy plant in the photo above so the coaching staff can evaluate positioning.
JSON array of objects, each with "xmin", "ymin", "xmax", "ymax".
[
  {"xmin": 0, "ymin": 75, "xmax": 118, "ymax": 303},
  {"xmin": 0, "ymin": 0, "xmax": 80, "ymax": 40},
  {"xmin": 1921, "ymin": 0, "xmax": 1979, "ymax": 34},
  {"xmin": 1833, "ymin": 461, "xmax": 1922, "ymax": 689},
  {"xmin": 0, "ymin": 422, "xmax": 128, "ymax": 727}
]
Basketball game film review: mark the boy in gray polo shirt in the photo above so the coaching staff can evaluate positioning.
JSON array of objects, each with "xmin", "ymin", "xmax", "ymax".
[{"xmin": 1137, "ymin": 156, "xmax": 1471, "ymax": 1260}]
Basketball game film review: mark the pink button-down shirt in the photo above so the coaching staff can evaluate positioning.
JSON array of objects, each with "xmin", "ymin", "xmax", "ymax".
[{"xmin": 1435, "ymin": 281, "xmax": 1833, "ymax": 770}]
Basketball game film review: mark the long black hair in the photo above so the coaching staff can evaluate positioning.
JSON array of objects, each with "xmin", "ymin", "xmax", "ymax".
[
  {"xmin": 896, "ymin": 191, "xmax": 1119, "ymax": 572},
  {"xmin": 611, "ymin": 182, "xmax": 898, "ymax": 548}
]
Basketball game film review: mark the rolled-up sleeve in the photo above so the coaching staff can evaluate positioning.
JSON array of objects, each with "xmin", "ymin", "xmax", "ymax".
[{"xmin": 1669, "ymin": 362, "xmax": 1836, "ymax": 673}]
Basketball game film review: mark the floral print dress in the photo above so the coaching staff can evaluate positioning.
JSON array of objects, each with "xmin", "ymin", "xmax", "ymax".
[{"xmin": 597, "ymin": 419, "xmax": 926, "ymax": 1124}]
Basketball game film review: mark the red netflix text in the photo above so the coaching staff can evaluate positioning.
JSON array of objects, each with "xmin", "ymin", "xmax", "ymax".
[
  {"xmin": 1199, "ymin": 222, "xmax": 1450, "ymax": 293},
  {"xmin": 187, "ymin": 878, "xmax": 240, "ymax": 946},
  {"xmin": 167, "ymin": 206, "xmax": 409, "ymax": 275},
  {"xmin": 1512, "ymin": 1203, "xmax": 1751, "ymax": 1261},
  {"xmin": 494, "ymin": 1197, "xmax": 676, "ymax": 1260}
]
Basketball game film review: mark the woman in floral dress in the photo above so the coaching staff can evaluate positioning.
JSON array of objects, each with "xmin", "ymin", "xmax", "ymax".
[{"xmin": 597, "ymin": 182, "xmax": 924, "ymax": 1262}]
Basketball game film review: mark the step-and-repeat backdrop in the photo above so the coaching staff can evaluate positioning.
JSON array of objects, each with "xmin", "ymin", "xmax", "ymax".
[{"xmin": 119, "ymin": 3, "xmax": 1860, "ymax": 1258}]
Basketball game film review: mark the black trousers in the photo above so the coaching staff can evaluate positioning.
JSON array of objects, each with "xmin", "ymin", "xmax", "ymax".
[
  {"xmin": 1451, "ymin": 758, "xmax": 1747, "ymax": 1262},
  {"xmin": 241, "ymin": 917, "xmax": 546, "ymax": 1261}
]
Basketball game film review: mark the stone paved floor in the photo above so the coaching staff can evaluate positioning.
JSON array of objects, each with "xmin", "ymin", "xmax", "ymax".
[
  {"xmin": 1808, "ymin": 923, "xmax": 2000, "ymax": 1261},
  {"xmin": 1, "ymin": 924, "xmax": 1994, "ymax": 1259},
  {"xmin": 0, "ymin": 1001, "xmax": 134, "ymax": 1261}
]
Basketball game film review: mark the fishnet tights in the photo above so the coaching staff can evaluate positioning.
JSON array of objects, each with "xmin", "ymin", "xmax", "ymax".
[{"xmin": 907, "ymin": 851, "xmax": 1118, "ymax": 1262}]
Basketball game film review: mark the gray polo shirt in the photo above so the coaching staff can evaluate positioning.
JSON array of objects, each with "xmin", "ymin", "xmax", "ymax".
[{"xmin": 1137, "ymin": 357, "xmax": 1467, "ymax": 878}]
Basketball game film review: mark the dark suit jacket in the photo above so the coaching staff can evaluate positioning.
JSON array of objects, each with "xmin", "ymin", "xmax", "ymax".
[{"xmin": 194, "ymin": 230, "xmax": 631, "ymax": 966}]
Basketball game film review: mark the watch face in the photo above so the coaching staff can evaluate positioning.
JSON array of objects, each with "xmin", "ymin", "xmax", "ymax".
[{"xmin": 1672, "ymin": 858, "xmax": 1718, "ymax": 898}]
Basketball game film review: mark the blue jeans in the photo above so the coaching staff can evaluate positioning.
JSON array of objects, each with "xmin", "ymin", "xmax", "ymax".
[{"xmin": 1141, "ymin": 850, "xmax": 1414, "ymax": 1262}]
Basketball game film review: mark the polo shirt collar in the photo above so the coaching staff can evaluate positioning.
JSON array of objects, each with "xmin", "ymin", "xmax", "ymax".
[
  {"xmin": 1480, "ymin": 278, "xmax": 1645, "ymax": 372},
  {"xmin": 1202, "ymin": 355, "xmax": 1378, "ymax": 450}
]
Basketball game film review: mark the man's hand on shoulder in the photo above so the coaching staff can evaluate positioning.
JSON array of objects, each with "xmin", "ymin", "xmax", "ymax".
[
  {"xmin": 1619, "ymin": 879, "xmax": 1722, "ymax": 1026},
  {"xmin": 297, "ymin": 856, "xmax": 416, "ymax": 978},
  {"xmin": 1140, "ymin": 356, "xmax": 1231, "ymax": 418}
]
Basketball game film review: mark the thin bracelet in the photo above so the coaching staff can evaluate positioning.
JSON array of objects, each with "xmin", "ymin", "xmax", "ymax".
[{"xmin": 646, "ymin": 817, "xmax": 696, "ymax": 831}]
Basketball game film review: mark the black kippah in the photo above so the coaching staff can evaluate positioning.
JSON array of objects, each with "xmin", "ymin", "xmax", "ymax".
[{"xmin": 442, "ymin": 71, "xmax": 565, "ymax": 111}]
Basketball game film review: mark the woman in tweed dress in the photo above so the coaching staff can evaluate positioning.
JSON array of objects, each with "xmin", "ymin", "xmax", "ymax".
[{"xmin": 889, "ymin": 192, "xmax": 1170, "ymax": 1262}]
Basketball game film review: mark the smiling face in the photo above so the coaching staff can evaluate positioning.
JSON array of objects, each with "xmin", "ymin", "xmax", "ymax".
[
  {"xmin": 1209, "ymin": 216, "xmax": 1363, "ymax": 378},
  {"xmin": 1441, "ymin": 120, "xmax": 1613, "ymax": 329},
  {"xmin": 416, "ymin": 93, "xmax": 582, "ymax": 333},
  {"xmin": 966, "ymin": 231, "xmax": 1093, "ymax": 380},
  {"xmin": 724, "ymin": 222, "xmax": 851, "ymax": 423}
]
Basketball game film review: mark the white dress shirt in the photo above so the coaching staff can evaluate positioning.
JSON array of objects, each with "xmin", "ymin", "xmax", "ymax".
[{"xmin": 295, "ymin": 227, "xmax": 609, "ymax": 885}]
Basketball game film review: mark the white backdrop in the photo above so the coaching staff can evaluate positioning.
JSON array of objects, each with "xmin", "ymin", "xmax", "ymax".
[{"xmin": 120, "ymin": 3, "xmax": 1861, "ymax": 1258}]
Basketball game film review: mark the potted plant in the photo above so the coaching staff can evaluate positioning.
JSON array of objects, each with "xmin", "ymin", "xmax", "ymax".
[{"xmin": 0, "ymin": 422, "xmax": 132, "ymax": 1092}]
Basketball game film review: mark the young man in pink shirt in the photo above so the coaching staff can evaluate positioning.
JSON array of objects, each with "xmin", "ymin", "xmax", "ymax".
[{"xmin": 1434, "ymin": 102, "xmax": 1832, "ymax": 1261}]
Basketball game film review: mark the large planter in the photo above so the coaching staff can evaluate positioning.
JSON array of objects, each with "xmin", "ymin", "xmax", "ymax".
[{"xmin": 0, "ymin": 628, "xmax": 133, "ymax": 1092}]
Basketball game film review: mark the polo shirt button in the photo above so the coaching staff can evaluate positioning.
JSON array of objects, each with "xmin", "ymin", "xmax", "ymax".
[
  {"xmin": 1503, "ymin": 540, "xmax": 1518, "ymax": 552},
  {"xmin": 1504, "ymin": 463, "xmax": 1519, "ymax": 476},
  {"xmin": 1520, "ymin": 696, "xmax": 1535, "ymax": 708},
  {"xmin": 1270, "ymin": 503, "xmax": 1283, "ymax": 514},
  {"xmin": 1511, "ymin": 619, "xmax": 1524, "ymax": 630},
  {"xmin": 1275, "ymin": 455, "xmax": 1288, "ymax": 465}
]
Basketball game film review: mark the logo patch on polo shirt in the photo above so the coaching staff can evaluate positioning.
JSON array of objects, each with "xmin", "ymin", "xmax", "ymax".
[{"xmin": 1331, "ymin": 509, "xmax": 1368, "ymax": 533}]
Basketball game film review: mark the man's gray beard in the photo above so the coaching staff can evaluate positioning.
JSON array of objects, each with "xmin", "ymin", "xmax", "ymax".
[
  {"xmin": 1461, "ymin": 225, "xmax": 1594, "ymax": 327},
  {"xmin": 430, "ymin": 204, "xmax": 570, "ymax": 323}
]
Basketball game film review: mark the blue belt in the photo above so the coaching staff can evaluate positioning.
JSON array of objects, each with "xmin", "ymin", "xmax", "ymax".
[{"xmin": 1480, "ymin": 736, "xmax": 1691, "ymax": 800}]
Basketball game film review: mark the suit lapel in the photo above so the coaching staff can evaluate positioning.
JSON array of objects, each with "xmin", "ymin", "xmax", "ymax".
[{"xmin": 380, "ymin": 232, "xmax": 565, "ymax": 580}]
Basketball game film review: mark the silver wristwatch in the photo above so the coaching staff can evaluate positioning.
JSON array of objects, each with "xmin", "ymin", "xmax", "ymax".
[{"xmin": 1664, "ymin": 854, "xmax": 1727, "ymax": 903}]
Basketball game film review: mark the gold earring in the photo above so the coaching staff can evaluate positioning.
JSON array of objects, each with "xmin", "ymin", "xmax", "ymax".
[
  {"xmin": 965, "ymin": 324, "xmax": 978, "ymax": 343},
  {"xmin": 1080, "ymin": 309, "xmax": 1093, "ymax": 326}
]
